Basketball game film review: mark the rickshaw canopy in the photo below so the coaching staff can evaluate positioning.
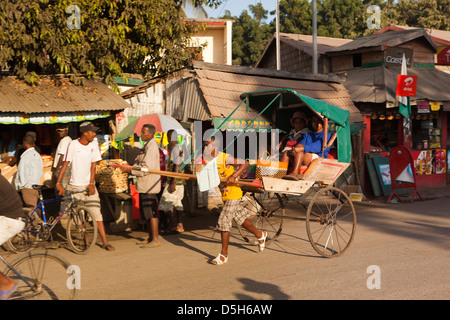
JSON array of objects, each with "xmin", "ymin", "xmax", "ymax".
[{"xmin": 239, "ymin": 88, "xmax": 352, "ymax": 163}]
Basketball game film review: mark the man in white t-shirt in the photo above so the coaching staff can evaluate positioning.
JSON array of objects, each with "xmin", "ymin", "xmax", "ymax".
[
  {"xmin": 55, "ymin": 121, "xmax": 114, "ymax": 251},
  {"xmin": 52, "ymin": 125, "xmax": 72, "ymax": 185}
]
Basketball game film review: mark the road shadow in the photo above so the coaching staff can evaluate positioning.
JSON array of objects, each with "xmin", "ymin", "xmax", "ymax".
[
  {"xmin": 160, "ymin": 225, "xmax": 258, "ymax": 264},
  {"xmin": 353, "ymin": 198, "xmax": 450, "ymax": 250},
  {"xmin": 234, "ymin": 277, "xmax": 291, "ymax": 300}
]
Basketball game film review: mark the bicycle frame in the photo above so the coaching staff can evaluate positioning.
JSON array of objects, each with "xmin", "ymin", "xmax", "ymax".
[
  {"xmin": 22, "ymin": 196, "xmax": 71, "ymax": 237},
  {"xmin": 0, "ymin": 254, "xmax": 34, "ymax": 290}
]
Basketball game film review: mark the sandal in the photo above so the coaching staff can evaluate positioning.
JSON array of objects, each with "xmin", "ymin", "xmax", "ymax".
[
  {"xmin": 0, "ymin": 283, "xmax": 17, "ymax": 300},
  {"xmin": 211, "ymin": 252, "xmax": 228, "ymax": 265},
  {"xmin": 102, "ymin": 244, "xmax": 115, "ymax": 251},
  {"xmin": 258, "ymin": 231, "xmax": 268, "ymax": 253}
]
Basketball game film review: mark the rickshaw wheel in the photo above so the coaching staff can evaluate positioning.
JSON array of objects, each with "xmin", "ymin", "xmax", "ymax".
[
  {"xmin": 306, "ymin": 186, "xmax": 356, "ymax": 258},
  {"xmin": 237, "ymin": 191, "xmax": 286, "ymax": 247}
]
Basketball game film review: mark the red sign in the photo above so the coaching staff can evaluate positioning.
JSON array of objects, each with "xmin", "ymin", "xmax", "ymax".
[
  {"xmin": 437, "ymin": 46, "xmax": 450, "ymax": 65},
  {"xmin": 396, "ymin": 75, "xmax": 417, "ymax": 97},
  {"xmin": 116, "ymin": 112, "xmax": 126, "ymax": 122}
]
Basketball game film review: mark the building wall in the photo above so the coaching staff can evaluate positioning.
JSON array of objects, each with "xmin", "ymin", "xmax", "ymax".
[
  {"xmin": 190, "ymin": 21, "xmax": 232, "ymax": 65},
  {"xmin": 257, "ymin": 42, "xmax": 329, "ymax": 74},
  {"xmin": 331, "ymin": 38, "xmax": 436, "ymax": 73}
]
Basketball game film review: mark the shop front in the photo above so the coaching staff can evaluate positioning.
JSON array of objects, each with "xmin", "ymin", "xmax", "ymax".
[
  {"xmin": 0, "ymin": 75, "xmax": 130, "ymax": 227},
  {"xmin": 402, "ymin": 101, "xmax": 448, "ymax": 188},
  {"xmin": 355, "ymin": 67, "xmax": 450, "ymax": 195}
]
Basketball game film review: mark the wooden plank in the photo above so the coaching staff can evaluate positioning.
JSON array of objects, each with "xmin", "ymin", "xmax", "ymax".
[
  {"xmin": 262, "ymin": 177, "xmax": 314, "ymax": 195},
  {"xmin": 105, "ymin": 162, "xmax": 263, "ymax": 188},
  {"xmin": 303, "ymin": 158, "xmax": 350, "ymax": 183}
]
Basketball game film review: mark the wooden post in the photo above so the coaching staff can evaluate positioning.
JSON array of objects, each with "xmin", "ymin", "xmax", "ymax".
[{"xmin": 322, "ymin": 117, "xmax": 328, "ymax": 158}]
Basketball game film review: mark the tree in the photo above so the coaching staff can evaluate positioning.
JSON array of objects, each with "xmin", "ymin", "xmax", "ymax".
[
  {"xmin": 221, "ymin": 4, "xmax": 272, "ymax": 66},
  {"xmin": 383, "ymin": 0, "xmax": 450, "ymax": 30},
  {"xmin": 0, "ymin": 0, "xmax": 223, "ymax": 91},
  {"xmin": 276, "ymin": 0, "xmax": 312, "ymax": 35},
  {"xmin": 317, "ymin": 0, "xmax": 367, "ymax": 38}
]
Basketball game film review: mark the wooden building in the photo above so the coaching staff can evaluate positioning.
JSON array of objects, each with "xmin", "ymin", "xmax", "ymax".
[
  {"xmin": 256, "ymin": 33, "xmax": 351, "ymax": 74},
  {"xmin": 119, "ymin": 61, "xmax": 364, "ymax": 207},
  {"xmin": 326, "ymin": 29, "xmax": 450, "ymax": 194},
  {"xmin": 375, "ymin": 25, "xmax": 450, "ymax": 74}
]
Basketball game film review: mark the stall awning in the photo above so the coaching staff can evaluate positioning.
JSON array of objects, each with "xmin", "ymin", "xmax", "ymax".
[
  {"xmin": 344, "ymin": 65, "xmax": 450, "ymax": 103},
  {"xmin": 0, "ymin": 111, "xmax": 111, "ymax": 125},
  {"xmin": 0, "ymin": 75, "xmax": 130, "ymax": 124}
]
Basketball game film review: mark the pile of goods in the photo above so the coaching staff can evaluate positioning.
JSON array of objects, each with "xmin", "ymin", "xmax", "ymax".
[
  {"xmin": 96, "ymin": 159, "xmax": 129, "ymax": 193},
  {"xmin": 0, "ymin": 163, "xmax": 16, "ymax": 184},
  {"xmin": 41, "ymin": 155, "xmax": 53, "ymax": 168}
]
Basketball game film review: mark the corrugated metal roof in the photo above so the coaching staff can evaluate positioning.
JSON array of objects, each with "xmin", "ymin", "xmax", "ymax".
[
  {"xmin": 256, "ymin": 33, "xmax": 352, "ymax": 67},
  {"xmin": 0, "ymin": 75, "xmax": 130, "ymax": 113},
  {"xmin": 118, "ymin": 62, "xmax": 364, "ymax": 124},
  {"xmin": 279, "ymin": 33, "xmax": 352, "ymax": 55},
  {"xmin": 344, "ymin": 66, "xmax": 450, "ymax": 103},
  {"xmin": 328, "ymin": 29, "xmax": 436, "ymax": 54},
  {"xmin": 195, "ymin": 63, "xmax": 364, "ymax": 124},
  {"xmin": 120, "ymin": 69, "xmax": 211, "ymax": 122},
  {"xmin": 165, "ymin": 72, "xmax": 210, "ymax": 122},
  {"xmin": 375, "ymin": 25, "xmax": 450, "ymax": 46}
]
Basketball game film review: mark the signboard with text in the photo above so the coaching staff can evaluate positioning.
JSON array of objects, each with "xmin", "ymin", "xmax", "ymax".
[
  {"xmin": 437, "ymin": 46, "xmax": 450, "ymax": 65},
  {"xmin": 213, "ymin": 118, "xmax": 271, "ymax": 131},
  {"xmin": 396, "ymin": 75, "xmax": 417, "ymax": 97},
  {"xmin": 385, "ymin": 47, "xmax": 413, "ymax": 67}
]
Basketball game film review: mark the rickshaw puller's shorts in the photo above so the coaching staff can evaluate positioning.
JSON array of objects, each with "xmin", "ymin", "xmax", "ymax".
[{"xmin": 218, "ymin": 199, "xmax": 250, "ymax": 232}]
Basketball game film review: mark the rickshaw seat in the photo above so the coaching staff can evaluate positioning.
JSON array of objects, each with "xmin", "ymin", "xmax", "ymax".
[
  {"xmin": 291, "ymin": 132, "xmax": 338, "ymax": 175},
  {"xmin": 297, "ymin": 149, "xmax": 336, "ymax": 174},
  {"xmin": 299, "ymin": 165, "xmax": 308, "ymax": 174},
  {"xmin": 327, "ymin": 148, "xmax": 337, "ymax": 159}
]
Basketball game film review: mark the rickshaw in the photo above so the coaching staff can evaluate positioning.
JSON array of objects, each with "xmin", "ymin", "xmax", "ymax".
[{"xmin": 220, "ymin": 88, "xmax": 357, "ymax": 258}]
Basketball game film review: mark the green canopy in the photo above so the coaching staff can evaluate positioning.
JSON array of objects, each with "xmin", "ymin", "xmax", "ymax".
[{"xmin": 239, "ymin": 88, "xmax": 352, "ymax": 163}]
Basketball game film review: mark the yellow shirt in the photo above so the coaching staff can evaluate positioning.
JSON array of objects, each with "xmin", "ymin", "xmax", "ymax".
[{"xmin": 216, "ymin": 152, "xmax": 242, "ymax": 201}]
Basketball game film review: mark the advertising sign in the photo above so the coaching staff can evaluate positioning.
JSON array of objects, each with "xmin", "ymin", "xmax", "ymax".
[
  {"xmin": 396, "ymin": 75, "xmax": 418, "ymax": 97},
  {"xmin": 437, "ymin": 46, "xmax": 450, "ymax": 65},
  {"xmin": 385, "ymin": 47, "xmax": 413, "ymax": 67},
  {"xmin": 413, "ymin": 149, "xmax": 446, "ymax": 175},
  {"xmin": 213, "ymin": 118, "xmax": 271, "ymax": 131},
  {"xmin": 416, "ymin": 100, "xmax": 430, "ymax": 113}
]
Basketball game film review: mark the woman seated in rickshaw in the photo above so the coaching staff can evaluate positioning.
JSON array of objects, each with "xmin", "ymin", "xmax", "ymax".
[
  {"xmin": 281, "ymin": 115, "xmax": 331, "ymax": 179},
  {"xmin": 281, "ymin": 111, "xmax": 310, "ymax": 153}
]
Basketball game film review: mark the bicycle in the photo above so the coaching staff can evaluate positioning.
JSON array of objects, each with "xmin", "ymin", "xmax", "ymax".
[
  {"xmin": 1, "ymin": 249, "xmax": 77, "ymax": 300},
  {"xmin": 6, "ymin": 185, "xmax": 98, "ymax": 254}
]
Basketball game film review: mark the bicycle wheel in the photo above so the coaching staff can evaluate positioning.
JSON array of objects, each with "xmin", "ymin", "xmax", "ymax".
[
  {"xmin": 306, "ymin": 186, "xmax": 356, "ymax": 258},
  {"xmin": 237, "ymin": 192, "xmax": 286, "ymax": 247},
  {"xmin": 66, "ymin": 205, "xmax": 98, "ymax": 254},
  {"xmin": 6, "ymin": 208, "xmax": 43, "ymax": 253},
  {"xmin": 4, "ymin": 250, "xmax": 77, "ymax": 300}
]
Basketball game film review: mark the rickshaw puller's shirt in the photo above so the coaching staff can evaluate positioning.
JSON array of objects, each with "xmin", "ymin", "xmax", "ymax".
[{"xmin": 216, "ymin": 152, "xmax": 243, "ymax": 201}]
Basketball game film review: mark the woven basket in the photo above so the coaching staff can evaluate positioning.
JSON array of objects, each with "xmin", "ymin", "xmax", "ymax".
[
  {"xmin": 96, "ymin": 161, "xmax": 129, "ymax": 193},
  {"xmin": 255, "ymin": 152, "xmax": 288, "ymax": 180}
]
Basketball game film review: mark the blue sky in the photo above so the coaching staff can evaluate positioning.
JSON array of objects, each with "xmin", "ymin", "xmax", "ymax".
[{"xmin": 202, "ymin": 0, "xmax": 276, "ymax": 19}]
